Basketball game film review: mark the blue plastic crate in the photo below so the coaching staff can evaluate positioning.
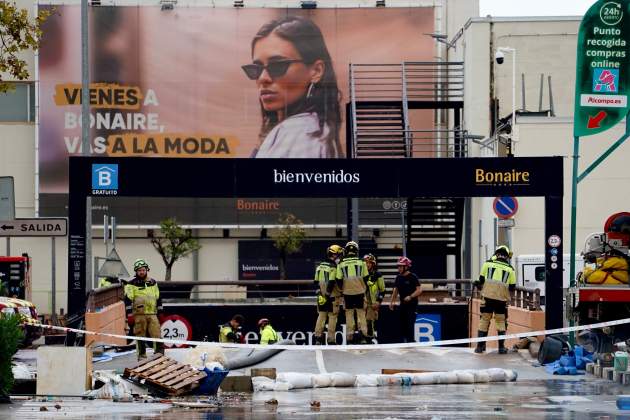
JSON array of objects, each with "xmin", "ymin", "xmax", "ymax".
[{"xmin": 196, "ymin": 367, "xmax": 229, "ymax": 395}]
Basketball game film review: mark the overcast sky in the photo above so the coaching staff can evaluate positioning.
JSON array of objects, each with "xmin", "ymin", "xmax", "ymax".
[{"xmin": 479, "ymin": 0, "xmax": 595, "ymax": 17}]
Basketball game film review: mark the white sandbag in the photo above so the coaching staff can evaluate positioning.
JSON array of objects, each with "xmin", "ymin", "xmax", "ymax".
[
  {"xmin": 504, "ymin": 369, "xmax": 518, "ymax": 382},
  {"xmin": 472, "ymin": 370, "xmax": 490, "ymax": 383},
  {"xmin": 273, "ymin": 381, "xmax": 291, "ymax": 391},
  {"xmin": 454, "ymin": 370, "xmax": 475, "ymax": 384},
  {"xmin": 88, "ymin": 376, "xmax": 132, "ymax": 401},
  {"xmin": 276, "ymin": 372, "xmax": 314, "ymax": 389},
  {"xmin": 410, "ymin": 372, "xmax": 438, "ymax": 385},
  {"xmin": 252, "ymin": 376, "xmax": 276, "ymax": 392},
  {"xmin": 355, "ymin": 374, "xmax": 379, "ymax": 387},
  {"xmin": 377, "ymin": 375, "xmax": 403, "ymax": 386},
  {"xmin": 436, "ymin": 372, "xmax": 459, "ymax": 384},
  {"xmin": 12, "ymin": 362, "xmax": 33, "ymax": 380},
  {"xmin": 311, "ymin": 373, "xmax": 333, "ymax": 388},
  {"xmin": 486, "ymin": 368, "xmax": 507, "ymax": 382},
  {"xmin": 330, "ymin": 372, "xmax": 356, "ymax": 387},
  {"xmin": 184, "ymin": 344, "xmax": 227, "ymax": 370}
]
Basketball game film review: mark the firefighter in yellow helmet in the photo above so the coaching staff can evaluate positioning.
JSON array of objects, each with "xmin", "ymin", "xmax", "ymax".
[
  {"xmin": 363, "ymin": 254, "xmax": 385, "ymax": 342},
  {"xmin": 336, "ymin": 241, "xmax": 370, "ymax": 344},
  {"xmin": 124, "ymin": 259, "xmax": 163, "ymax": 358},
  {"xmin": 473, "ymin": 245, "xmax": 516, "ymax": 354},
  {"xmin": 313, "ymin": 244, "xmax": 344, "ymax": 345}
]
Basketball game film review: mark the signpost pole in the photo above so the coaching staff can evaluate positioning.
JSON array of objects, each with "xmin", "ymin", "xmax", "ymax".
[
  {"xmin": 569, "ymin": 136, "xmax": 580, "ymax": 345},
  {"xmin": 51, "ymin": 236, "xmax": 56, "ymax": 317}
]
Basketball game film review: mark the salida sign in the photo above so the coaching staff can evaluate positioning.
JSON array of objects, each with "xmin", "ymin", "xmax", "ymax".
[{"xmin": 574, "ymin": 0, "xmax": 630, "ymax": 136}]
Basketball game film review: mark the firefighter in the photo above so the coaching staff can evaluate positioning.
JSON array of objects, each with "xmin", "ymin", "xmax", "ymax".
[
  {"xmin": 389, "ymin": 256, "xmax": 422, "ymax": 343},
  {"xmin": 363, "ymin": 253, "xmax": 385, "ymax": 342},
  {"xmin": 258, "ymin": 318, "xmax": 279, "ymax": 345},
  {"xmin": 313, "ymin": 244, "xmax": 344, "ymax": 345},
  {"xmin": 219, "ymin": 314, "xmax": 245, "ymax": 343},
  {"xmin": 336, "ymin": 241, "xmax": 369, "ymax": 344},
  {"xmin": 473, "ymin": 245, "xmax": 516, "ymax": 354},
  {"xmin": 124, "ymin": 259, "xmax": 163, "ymax": 358}
]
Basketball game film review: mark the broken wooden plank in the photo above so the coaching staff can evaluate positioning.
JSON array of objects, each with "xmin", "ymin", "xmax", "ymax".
[
  {"xmin": 142, "ymin": 359, "xmax": 176, "ymax": 377},
  {"xmin": 163, "ymin": 369, "xmax": 199, "ymax": 387},
  {"xmin": 171, "ymin": 372, "xmax": 207, "ymax": 390},
  {"xmin": 133, "ymin": 356, "xmax": 168, "ymax": 373},
  {"xmin": 149, "ymin": 363, "xmax": 185, "ymax": 381}
]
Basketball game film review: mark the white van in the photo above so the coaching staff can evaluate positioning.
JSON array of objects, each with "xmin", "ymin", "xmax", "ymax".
[{"xmin": 515, "ymin": 254, "xmax": 584, "ymax": 301}]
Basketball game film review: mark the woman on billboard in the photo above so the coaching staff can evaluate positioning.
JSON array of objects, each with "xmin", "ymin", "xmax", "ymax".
[{"xmin": 242, "ymin": 16, "xmax": 342, "ymax": 158}]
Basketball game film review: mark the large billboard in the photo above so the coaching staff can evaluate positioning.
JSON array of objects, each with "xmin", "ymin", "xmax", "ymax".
[{"xmin": 38, "ymin": 5, "xmax": 435, "ymax": 221}]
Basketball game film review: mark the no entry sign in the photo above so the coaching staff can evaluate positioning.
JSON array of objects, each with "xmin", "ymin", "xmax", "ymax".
[{"xmin": 493, "ymin": 196, "xmax": 519, "ymax": 220}]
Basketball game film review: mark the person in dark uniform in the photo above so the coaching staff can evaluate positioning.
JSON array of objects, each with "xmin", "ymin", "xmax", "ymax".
[{"xmin": 389, "ymin": 256, "xmax": 422, "ymax": 343}]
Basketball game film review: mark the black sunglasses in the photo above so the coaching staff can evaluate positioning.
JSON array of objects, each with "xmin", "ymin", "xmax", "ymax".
[{"xmin": 241, "ymin": 59, "xmax": 304, "ymax": 80}]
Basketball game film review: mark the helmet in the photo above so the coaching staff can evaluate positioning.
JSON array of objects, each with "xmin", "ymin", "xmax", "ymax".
[
  {"xmin": 133, "ymin": 259, "xmax": 149, "ymax": 272},
  {"xmin": 363, "ymin": 253, "xmax": 377, "ymax": 264},
  {"xmin": 257, "ymin": 318, "xmax": 270, "ymax": 328},
  {"xmin": 327, "ymin": 244, "xmax": 343, "ymax": 259},
  {"xmin": 344, "ymin": 241, "xmax": 359, "ymax": 255},
  {"xmin": 397, "ymin": 256, "xmax": 412, "ymax": 267},
  {"xmin": 494, "ymin": 245, "xmax": 513, "ymax": 259}
]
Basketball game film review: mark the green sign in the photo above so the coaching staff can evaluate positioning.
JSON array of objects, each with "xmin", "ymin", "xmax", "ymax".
[{"xmin": 574, "ymin": 0, "xmax": 630, "ymax": 137}]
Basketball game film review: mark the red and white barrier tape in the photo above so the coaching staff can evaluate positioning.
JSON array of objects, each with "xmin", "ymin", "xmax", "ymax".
[{"xmin": 25, "ymin": 317, "xmax": 630, "ymax": 351}]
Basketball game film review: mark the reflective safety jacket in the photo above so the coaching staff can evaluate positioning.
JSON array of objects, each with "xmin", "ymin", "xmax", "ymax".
[
  {"xmin": 219, "ymin": 324, "xmax": 240, "ymax": 343},
  {"xmin": 475, "ymin": 259, "xmax": 516, "ymax": 302},
  {"xmin": 124, "ymin": 277, "xmax": 162, "ymax": 315},
  {"xmin": 260, "ymin": 324, "xmax": 278, "ymax": 345},
  {"xmin": 98, "ymin": 277, "xmax": 120, "ymax": 288},
  {"xmin": 314, "ymin": 260, "xmax": 341, "ymax": 297},
  {"xmin": 366, "ymin": 270, "xmax": 385, "ymax": 305},
  {"xmin": 336, "ymin": 256, "xmax": 368, "ymax": 296}
]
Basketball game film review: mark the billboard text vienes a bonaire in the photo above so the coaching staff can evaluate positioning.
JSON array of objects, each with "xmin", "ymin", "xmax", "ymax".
[
  {"xmin": 38, "ymin": 6, "xmax": 435, "ymax": 197},
  {"xmin": 574, "ymin": 0, "xmax": 630, "ymax": 137}
]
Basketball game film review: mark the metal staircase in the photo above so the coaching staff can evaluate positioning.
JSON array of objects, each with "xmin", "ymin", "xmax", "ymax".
[{"xmin": 348, "ymin": 61, "xmax": 466, "ymax": 278}]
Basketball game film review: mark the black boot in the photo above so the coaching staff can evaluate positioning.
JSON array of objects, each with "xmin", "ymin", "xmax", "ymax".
[
  {"xmin": 314, "ymin": 336, "xmax": 324, "ymax": 345},
  {"xmin": 498, "ymin": 331, "xmax": 508, "ymax": 354},
  {"xmin": 474, "ymin": 331, "xmax": 487, "ymax": 353}
]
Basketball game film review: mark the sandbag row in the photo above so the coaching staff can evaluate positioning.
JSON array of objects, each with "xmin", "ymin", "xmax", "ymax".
[{"xmin": 252, "ymin": 368, "xmax": 517, "ymax": 391}]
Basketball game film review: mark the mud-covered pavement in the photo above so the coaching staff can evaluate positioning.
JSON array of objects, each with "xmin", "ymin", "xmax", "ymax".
[{"xmin": 4, "ymin": 346, "xmax": 630, "ymax": 419}]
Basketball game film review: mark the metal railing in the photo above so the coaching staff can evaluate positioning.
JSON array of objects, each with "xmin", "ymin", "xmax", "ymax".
[
  {"xmin": 349, "ymin": 62, "xmax": 465, "ymax": 159},
  {"xmin": 86, "ymin": 280, "xmax": 540, "ymax": 311},
  {"xmin": 472, "ymin": 286, "xmax": 542, "ymax": 311},
  {"xmin": 350, "ymin": 62, "xmax": 464, "ymax": 101}
]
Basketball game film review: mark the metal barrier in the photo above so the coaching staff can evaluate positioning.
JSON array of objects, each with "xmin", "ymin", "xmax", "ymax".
[
  {"xmin": 472, "ymin": 286, "xmax": 541, "ymax": 311},
  {"xmin": 86, "ymin": 280, "xmax": 540, "ymax": 310}
]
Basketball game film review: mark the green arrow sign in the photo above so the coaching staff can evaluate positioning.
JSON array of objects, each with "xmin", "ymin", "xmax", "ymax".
[{"xmin": 574, "ymin": 0, "xmax": 630, "ymax": 137}]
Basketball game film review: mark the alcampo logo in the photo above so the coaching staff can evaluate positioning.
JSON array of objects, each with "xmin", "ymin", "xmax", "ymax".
[
  {"xmin": 475, "ymin": 168, "xmax": 530, "ymax": 186},
  {"xmin": 92, "ymin": 164, "xmax": 119, "ymax": 195},
  {"xmin": 273, "ymin": 169, "xmax": 360, "ymax": 184}
]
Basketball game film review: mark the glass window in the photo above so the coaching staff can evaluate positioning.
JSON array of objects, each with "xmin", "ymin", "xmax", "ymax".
[{"xmin": 0, "ymin": 82, "xmax": 35, "ymax": 122}]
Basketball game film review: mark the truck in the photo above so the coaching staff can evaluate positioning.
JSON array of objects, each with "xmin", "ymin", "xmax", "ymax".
[
  {"xmin": 516, "ymin": 254, "xmax": 584, "ymax": 305},
  {"xmin": 569, "ymin": 212, "xmax": 630, "ymax": 352}
]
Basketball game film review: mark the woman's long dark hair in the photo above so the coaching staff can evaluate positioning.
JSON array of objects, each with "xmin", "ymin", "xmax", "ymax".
[{"xmin": 252, "ymin": 16, "xmax": 342, "ymax": 157}]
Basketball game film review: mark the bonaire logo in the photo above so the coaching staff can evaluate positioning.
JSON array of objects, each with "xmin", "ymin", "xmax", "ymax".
[
  {"xmin": 92, "ymin": 164, "xmax": 119, "ymax": 195},
  {"xmin": 593, "ymin": 68, "xmax": 619, "ymax": 93}
]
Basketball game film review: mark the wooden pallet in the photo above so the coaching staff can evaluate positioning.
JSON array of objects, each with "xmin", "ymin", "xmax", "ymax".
[{"xmin": 123, "ymin": 354, "xmax": 207, "ymax": 396}]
